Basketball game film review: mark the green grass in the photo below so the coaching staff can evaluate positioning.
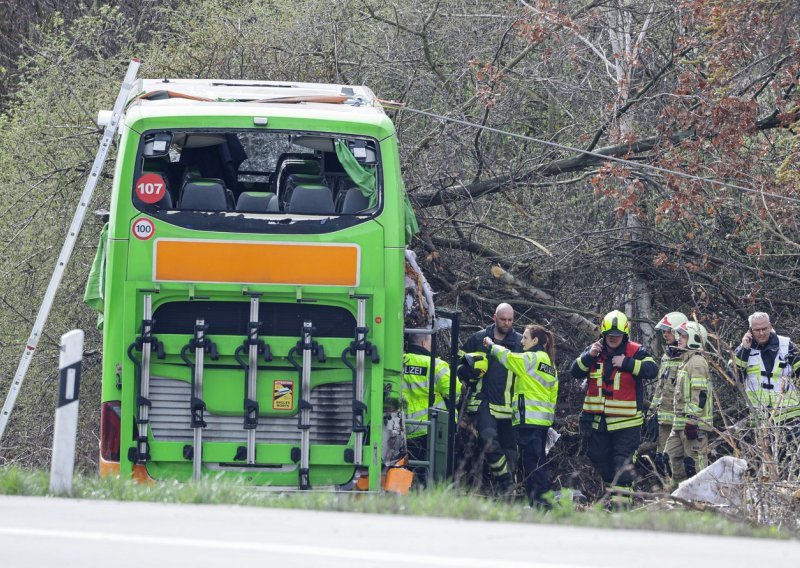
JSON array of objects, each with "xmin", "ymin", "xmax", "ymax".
[{"xmin": 0, "ymin": 466, "xmax": 789, "ymax": 539}]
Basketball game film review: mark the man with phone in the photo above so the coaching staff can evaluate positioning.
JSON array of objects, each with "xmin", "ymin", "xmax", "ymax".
[
  {"xmin": 570, "ymin": 310, "xmax": 658, "ymax": 507},
  {"xmin": 734, "ymin": 312, "xmax": 800, "ymax": 425}
]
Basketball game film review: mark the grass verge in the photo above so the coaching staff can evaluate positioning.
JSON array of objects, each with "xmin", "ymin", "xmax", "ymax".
[{"xmin": 0, "ymin": 466, "xmax": 789, "ymax": 539}]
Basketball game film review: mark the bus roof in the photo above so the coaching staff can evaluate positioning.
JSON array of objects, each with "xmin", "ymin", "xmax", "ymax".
[
  {"xmin": 137, "ymin": 78, "xmax": 379, "ymax": 104},
  {"xmin": 121, "ymin": 79, "xmax": 394, "ymax": 133}
]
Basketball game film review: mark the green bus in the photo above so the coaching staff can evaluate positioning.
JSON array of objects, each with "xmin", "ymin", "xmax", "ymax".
[{"xmin": 94, "ymin": 79, "xmax": 418, "ymax": 491}]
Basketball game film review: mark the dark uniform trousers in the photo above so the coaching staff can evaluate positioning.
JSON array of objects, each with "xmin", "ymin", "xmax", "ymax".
[
  {"xmin": 474, "ymin": 400, "xmax": 515, "ymax": 487},
  {"xmin": 586, "ymin": 421, "xmax": 641, "ymax": 487},
  {"xmin": 517, "ymin": 426, "xmax": 549, "ymax": 502}
]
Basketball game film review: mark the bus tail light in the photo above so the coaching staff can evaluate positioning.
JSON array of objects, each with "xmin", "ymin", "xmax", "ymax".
[{"xmin": 100, "ymin": 400, "xmax": 121, "ymax": 462}]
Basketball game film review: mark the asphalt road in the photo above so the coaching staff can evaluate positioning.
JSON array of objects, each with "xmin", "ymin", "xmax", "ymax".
[{"xmin": 0, "ymin": 496, "xmax": 797, "ymax": 567}]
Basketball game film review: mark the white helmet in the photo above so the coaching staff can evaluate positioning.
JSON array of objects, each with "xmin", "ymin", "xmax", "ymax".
[
  {"xmin": 655, "ymin": 311, "xmax": 688, "ymax": 332},
  {"xmin": 675, "ymin": 321, "xmax": 707, "ymax": 350}
]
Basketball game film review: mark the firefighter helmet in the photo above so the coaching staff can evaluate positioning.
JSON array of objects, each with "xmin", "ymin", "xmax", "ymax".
[
  {"xmin": 600, "ymin": 310, "xmax": 630, "ymax": 337},
  {"xmin": 676, "ymin": 321, "xmax": 707, "ymax": 350},
  {"xmin": 655, "ymin": 311, "xmax": 688, "ymax": 332},
  {"xmin": 462, "ymin": 352, "xmax": 488, "ymax": 378}
]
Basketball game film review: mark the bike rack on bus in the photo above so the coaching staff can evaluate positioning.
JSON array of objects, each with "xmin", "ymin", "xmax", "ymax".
[
  {"xmin": 125, "ymin": 292, "xmax": 165, "ymax": 465},
  {"xmin": 180, "ymin": 319, "xmax": 218, "ymax": 481},
  {"xmin": 287, "ymin": 321, "xmax": 325, "ymax": 490},
  {"xmin": 340, "ymin": 297, "xmax": 379, "ymax": 469},
  {"xmin": 233, "ymin": 293, "xmax": 272, "ymax": 464}
]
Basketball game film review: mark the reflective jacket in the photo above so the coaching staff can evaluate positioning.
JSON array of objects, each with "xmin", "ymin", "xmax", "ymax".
[
  {"xmin": 673, "ymin": 351, "xmax": 713, "ymax": 431},
  {"xmin": 458, "ymin": 325, "xmax": 522, "ymax": 419},
  {"xmin": 570, "ymin": 338, "xmax": 658, "ymax": 431},
  {"xmin": 653, "ymin": 347, "xmax": 682, "ymax": 425},
  {"xmin": 489, "ymin": 344, "xmax": 558, "ymax": 427},
  {"xmin": 402, "ymin": 345, "xmax": 453, "ymax": 439},
  {"xmin": 734, "ymin": 333, "xmax": 800, "ymax": 422}
]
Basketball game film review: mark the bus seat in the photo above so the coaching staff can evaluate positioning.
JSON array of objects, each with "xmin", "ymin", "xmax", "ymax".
[
  {"xmin": 285, "ymin": 173, "xmax": 324, "ymax": 193},
  {"xmin": 287, "ymin": 183, "xmax": 334, "ymax": 214},
  {"xmin": 177, "ymin": 180, "xmax": 229, "ymax": 211},
  {"xmin": 339, "ymin": 186, "xmax": 370, "ymax": 213},
  {"xmin": 236, "ymin": 191, "xmax": 276, "ymax": 212},
  {"xmin": 156, "ymin": 188, "xmax": 174, "ymax": 209}
]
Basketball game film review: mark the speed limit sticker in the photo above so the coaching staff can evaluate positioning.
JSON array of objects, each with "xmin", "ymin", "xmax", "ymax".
[
  {"xmin": 132, "ymin": 218, "xmax": 155, "ymax": 241},
  {"xmin": 135, "ymin": 173, "xmax": 167, "ymax": 204}
]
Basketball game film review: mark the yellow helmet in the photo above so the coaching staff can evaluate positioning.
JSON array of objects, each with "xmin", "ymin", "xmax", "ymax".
[
  {"xmin": 601, "ymin": 310, "xmax": 630, "ymax": 337},
  {"xmin": 462, "ymin": 352, "xmax": 488, "ymax": 378}
]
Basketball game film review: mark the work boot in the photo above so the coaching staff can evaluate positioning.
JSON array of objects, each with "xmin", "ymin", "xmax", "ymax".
[{"xmin": 495, "ymin": 474, "xmax": 515, "ymax": 501}]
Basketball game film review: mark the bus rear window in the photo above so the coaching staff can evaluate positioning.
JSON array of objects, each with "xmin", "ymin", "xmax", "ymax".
[{"xmin": 132, "ymin": 130, "xmax": 380, "ymax": 222}]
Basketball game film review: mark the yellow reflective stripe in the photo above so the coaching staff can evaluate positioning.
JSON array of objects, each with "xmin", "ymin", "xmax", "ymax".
[
  {"xmin": 504, "ymin": 369, "xmax": 513, "ymax": 406},
  {"xmin": 496, "ymin": 346, "xmax": 509, "ymax": 366},
  {"xmin": 403, "ymin": 375, "xmax": 430, "ymax": 388},
  {"xmin": 734, "ymin": 355, "xmax": 748, "ymax": 368},
  {"xmin": 489, "ymin": 403, "xmax": 513, "ymax": 418},
  {"xmin": 523, "ymin": 398, "xmax": 556, "ymax": 410},
  {"xmin": 691, "ymin": 377, "xmax": 709, "ymax": 388},
  {"xmin": 632, "ymin": 359, "xmax": 642, "ymax": 376},
  {"xmin": 577, "ymin": 357, "xmax": 590, "ymax": 372},
  {"xmin": 606, "ymin": 413, "xmax": 643, "ymax": 430}
]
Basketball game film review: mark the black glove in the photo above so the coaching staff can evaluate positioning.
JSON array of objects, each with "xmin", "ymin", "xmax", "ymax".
[{"xmin": 684, "ymin": 423, "xmax": 698, "ymax": 440}]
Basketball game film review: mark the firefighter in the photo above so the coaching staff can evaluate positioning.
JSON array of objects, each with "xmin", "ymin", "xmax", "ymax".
[
  {"xmin": 484, "ymin": 324, "xmax": 558, "ymax": 507},
  {"xmin": 402, "ymin": 333, "xmax": 454, "ymax": 485},
  {"xmin": 665, "ymin": 321, "xmax": 713, "ymax": 480},
  {"xmin": 651, "ymin": 311, "xmax": 689, "ymax": 479},
  {"xmin": 570, "ymin": 310, "xmax": 658, "ymax": 506},
  {"xmin": 457, "ymin": 303, "xmax": 522, "ymax": 496},
  {"xmin": 733, "ymin": 312, "xmax": 800, "ymax": 425}
]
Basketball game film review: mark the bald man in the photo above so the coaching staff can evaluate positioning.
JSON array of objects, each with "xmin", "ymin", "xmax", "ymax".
[{"xmin": 457, "ymin": 303, "xmax": 523, "ymax": 496}]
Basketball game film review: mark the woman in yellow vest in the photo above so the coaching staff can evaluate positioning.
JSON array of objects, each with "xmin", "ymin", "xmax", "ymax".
[{"xmin": 484, "ymin": 324, "xmax": 558, "ymax": 506}]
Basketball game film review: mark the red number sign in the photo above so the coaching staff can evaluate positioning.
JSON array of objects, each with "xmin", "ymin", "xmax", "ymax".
[{"xmin": 135, "ymin": 173, "xmax": 167, "ymax": 204}]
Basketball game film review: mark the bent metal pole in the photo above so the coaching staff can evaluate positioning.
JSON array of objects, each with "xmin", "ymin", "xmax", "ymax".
[{"xmin": 0, "ymin": 59, "xmax": 141, "ymax": 444}]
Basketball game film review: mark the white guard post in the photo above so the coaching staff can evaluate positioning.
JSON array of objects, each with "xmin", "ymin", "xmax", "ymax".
[{"xmin": 50, "ymin": 330, "xmax": 85, "ymax": 495}]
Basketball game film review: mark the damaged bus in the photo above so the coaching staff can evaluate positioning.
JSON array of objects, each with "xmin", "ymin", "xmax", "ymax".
[{"xmin": 92, "ymin": 78, "xmax": 421, "ymax": 490}]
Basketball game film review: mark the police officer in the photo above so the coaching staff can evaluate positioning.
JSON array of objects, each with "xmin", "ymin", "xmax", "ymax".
[
  {"xmin": 402, "ymin": 333, "xmax": 453, "ymax": 485},
  {"xmin": 570, "ymin": 310, "xmax": 658, "ymax": 506},
  {"xmin": 665, "ymin": 321, "xmax": 713, "ymax": 480},
  {"xmin": 733, "ymin": 312, "xmax": 800, "ymax": 424},
  {"xmin": 651, "ymin": 311, "xmax": 689, "ymax": 478},
  {"xmin": 458, "ymin": 303, "xmax": 522, "ymax": 496},
  {"xmin": 484, "ymin": 324, "xmax": 558, "ymax": 507}
]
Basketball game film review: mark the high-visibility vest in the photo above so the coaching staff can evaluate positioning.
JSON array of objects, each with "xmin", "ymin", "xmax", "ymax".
[
  {"xmin": 582, "ymin": 341, "xmax": 642, "ymax": 430},
  {"xmin": 402, "ymin": 351, "xmax": 452, "ymax": 439},
  {"xmin": 653, "ymin": 351, "xmax": 682, "ymax": 425},
  {"xmin": 736, "ymin": 335, "xmax": 800, "ymax": 423},
  {"xmin": 673, "ymin": 351, "xmax": 713, "ymax": 431},
  {"xmin": 489, "ymin": 345, "xmax": 558, "ymax": 427}
]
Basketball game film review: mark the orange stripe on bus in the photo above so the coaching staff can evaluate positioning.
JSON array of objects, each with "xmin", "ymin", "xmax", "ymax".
[{"xmin": 154, "ymin": 240, "xmax": 359, "ymax": 286}]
